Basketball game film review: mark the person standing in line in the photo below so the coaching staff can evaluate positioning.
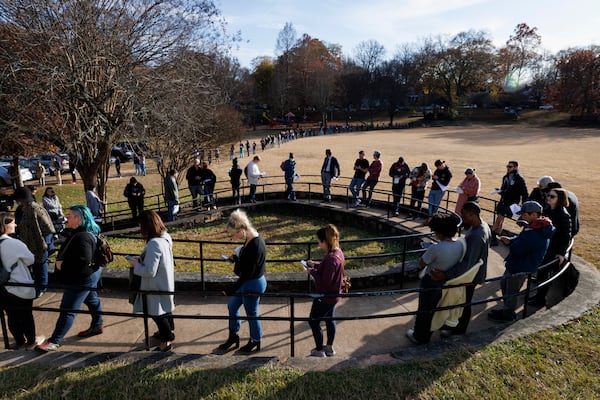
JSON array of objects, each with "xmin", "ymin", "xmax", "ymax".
[
  {"xmin": 35, "ymin": 205, "xmax": 105, "ymax": 352},
  {"xmin": 164, "ymin": 169, "xmax": 179, "ymax": 222},
  {"xmin": 85, "ymin": 185, "xmax": 105, "ymax": 224},
  {"xmin": 488, "ymin": 201, "xmax": 554, "ymax": 323},
  {"xmin": 53, "ymin": 158, "xmax": 62, "ymax": 185},
  {"xmin": 389, "ymin": 156, "xmax": 411, "ymax": 216},
  {"xmin": 133, "ymin": 154, "xmax": 140, "ymax": 176},
  {"xmin": 123, "ymin": 177, "xmax": 146, "ymax": 220},
  {"xmin": 246, "ymin": 155, "xmax": 265, "ymax": 204},
  {"xmin": 36, "ymin": 162, "xmax": 46, "ymax": 187},
  {"xmin": 491, "ymin": 161, "xmax": 528, "ymax": 246},
  {"xmin": 228, "ymin": 158, "xmax": 243, "ymax": 205},
  {"xmin": 361, "ymin": 150, "xmax": 383, "ymax": 208},
  {"xmin": 42, "ymin": 187, "xmax": 66, "ymax": 235},
  {"xmin": 305, "ymin": 224, "xmax": 345, "ymax": 358},
  {"xmin": 114, "ymin": 157, "xmax": 121, "ymax": 178},
  {"xmin": 0, "ymin": 212, "xmax": 44, "ymax": 349},
  {"xmin": 218, "ymin": 209, "xmax": 267, "ymax": 353},
  {"xmin": 320, "ymin": 149, "xmax": 340, "ymax": 203},
  {"xmin": 281, "ymin": 152, "xmax": 297, "ymax": 201},
  {"xmin": 426, "ymin": 159, "xmax": 453, "ymax": 224},
  {"xmin": 229, "ymin": 144, "xmax": 235, "ymax": 160},
  {"xmin": 185, "ymin": 159, "xmax": 204, "ymax": 209},
  {"xmin": 13, "ymin": 187, "xmax": 55, "ymax": 298},
  {"xmin": 454, "ymin": 168, "xmax": 481, "ymax": 217},
  {"xmin": 68, "ymin": 157, "xmax": 77, "ymax": 184},
  {"xmin": 139, "ymin": 153, "xmax": 147, "ymax": 176},
  {"xmin": 349, "ymin": 150, "xmax": 369, "ymax": 207},
  {"xmin": 408, "ymin": 163, "xmax": 432, "ymax": 219},
  {"xmin": 200, "ymin": 161, "xmax": 217, "ymax": 210},
  {"xmin": 429, "ymin": 201, "xmax": 491, "ymax": 337},
  {"xmin": 127, "ymin": 210, "xmax": 175, "ymax": 352},
  {"xmin": 239, "ymin": 142, "xmax": 244, "ymax": 158}
]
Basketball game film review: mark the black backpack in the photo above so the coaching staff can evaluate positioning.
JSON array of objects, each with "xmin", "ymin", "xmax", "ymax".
[{"xmin": 244, "ymin": 164, "xmax": 249, "ymax": 178}]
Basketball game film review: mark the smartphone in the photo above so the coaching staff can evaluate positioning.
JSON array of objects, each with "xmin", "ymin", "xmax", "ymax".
[
  {"xmin": 300, "ymin": 260, "xmax": 309, "ymax": 269},
  {"xmin": 125, "ymin": 255, "xmax": 137, "ymax": 262},
  {"xmin": 221, "ymin": 254, "xmax": 234, "ymax": 263}
]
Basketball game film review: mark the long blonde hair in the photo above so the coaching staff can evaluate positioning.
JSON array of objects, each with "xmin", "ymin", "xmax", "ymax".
[{"xmin": 317, "ymin": 224, "xmax": 340, "ymax": 252}]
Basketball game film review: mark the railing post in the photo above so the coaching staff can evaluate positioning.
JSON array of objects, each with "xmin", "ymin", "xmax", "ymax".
[
  {"xmin": 400, "ymin": 238, "xmax": 407, "ymax": 289},
  {"xmin": 200, "ymin": 242, "xmax": 205, "ymax": 292},
  {"xmin": 142, "ymin": 293, "xmax": 150, "ymax": 351},
  {"xmin": 523, "ymin": 273, "xmax": 532, "ymax": 318},
  {"xmin": 289, "ymin": 296, "xmax": 295, "ymax": 357}
]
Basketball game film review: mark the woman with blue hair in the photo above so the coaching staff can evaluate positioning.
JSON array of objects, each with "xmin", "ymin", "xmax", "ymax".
[{"xmin": 36, "ymin": 204, "xmax": 105, "ymax": 352}]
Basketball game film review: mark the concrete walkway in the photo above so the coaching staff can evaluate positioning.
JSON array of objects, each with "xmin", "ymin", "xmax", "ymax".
[{"xmin": 1, "ymin": 201, "xmax": 599, "ymax": 371}]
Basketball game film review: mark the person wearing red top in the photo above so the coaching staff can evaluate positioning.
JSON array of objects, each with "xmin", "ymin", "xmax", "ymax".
[
  {"xmin": 306, "ymin": 224, "xmax": 345, "ymax": 358},
  {"xmin": 361, "ymin": 150, "xmax": 383, "ymax": 208}
]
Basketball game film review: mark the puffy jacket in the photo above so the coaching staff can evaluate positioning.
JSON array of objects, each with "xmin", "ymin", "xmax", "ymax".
[{"xmin": 505, "ymin": 217, "xmax": 555, "ymax": 274}]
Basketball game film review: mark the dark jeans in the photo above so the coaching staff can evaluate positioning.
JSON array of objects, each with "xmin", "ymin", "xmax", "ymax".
[
  {"xmin": 392, "ymin": 182, "xmax": 406, "ymax": 212},
  {"xmin": 454, "ymin": 283, "xmax": 476, "ymax": 334},
  {"xmin": 285, "ymin": 176, "xmax": 296, "ymax": 200},
  {"xmin": 412, "ymin": 274, "xmax": 444, "ymax": 343},
  {"xmin": 231, "ymin": 185, "xmax": 240, "ymax": 205},
  {"xmin": 128, "ymin": 199, "xmax": 144, "ymax": 219},
  {"xmin": 249, "ymin": 184, "xmax": 257, "ymax": 203},
  {"xmin": 361, "ymin": 180, "xmax": 378, "ymax": 206},
  {"xmin": 0, "ymin": 288, "xmax": 36, "ymax": 346},
  {"xmin": 308, "ymin": 299, "xmax": 337, "ymax": 351},
  {"xmin": 152, "ymin": 312, "xmax": 175, "ymax": 342},
  {"xmin": 32, "ymin": 250, "xmax": 49, "ymax": 297},
  {"xmin": 50, "ymin": 267, "xmax": 103, "ymax": 344}
]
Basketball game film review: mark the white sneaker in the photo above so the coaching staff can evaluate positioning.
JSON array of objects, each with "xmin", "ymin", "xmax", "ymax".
[
  {"xmin": 406, "ymin": 328, "xmax": 420, "ymax": 344},
  {"xmin": 309, "ymin": 348, "xmax": 326, "ymax": 358},
  {"xmin": 324, "ymin": 345, "xmax": 336, "ymax": 357}
]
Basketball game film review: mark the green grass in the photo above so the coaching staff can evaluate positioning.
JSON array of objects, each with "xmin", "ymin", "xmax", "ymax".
[
  {"xmin": 107, "ymin": 210, "xmax": 412, "ymax": 273},
  {"xmin": 1, "ymin": 308, "xmax": 598, "ymax": 399}
]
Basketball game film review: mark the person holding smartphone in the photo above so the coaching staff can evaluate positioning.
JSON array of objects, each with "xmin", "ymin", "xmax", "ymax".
[{"xmin": 305, "ymin": 224, "xmax": 345, "ymax": 357}]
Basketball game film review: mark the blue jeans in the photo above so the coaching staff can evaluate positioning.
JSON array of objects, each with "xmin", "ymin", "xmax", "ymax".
[
  {"xmin": 285, "ymin": 176, "xmax": 296, "ymax": 200},
  {"xmin": 309, "ymin": 299, "xmax": 337, "ymax": 350},
  {"xmin": 166, "ymin": 200, "xmax": 178, "ymax": 222},
  {"xmin": 428, "ymin": 189, "xmax": 444, "ymax": 216},
  {"xmin": 349, "ymin": 177, "xmax": 364, "ymax": 200},
  {"xmin": 50, "ymin": 267, "xmax": 103, "ymax": 344},
  {"xmin": 189, "ymin": 185, "xmax": 202, "ymax": 208},
  {"xmin": 227, "ymin": 276, "xmax": 267, "ymax": 341},
  {"xmin": 32, "ymin": 249, "xmax": 49, "ymax": 297},
  {"xmin": 361, "ymin": 180, "xmax": 378, "ymax": 205},
  {"xmin": 249, "ymin": 184, "xmax": 257, "ymax": 203}
]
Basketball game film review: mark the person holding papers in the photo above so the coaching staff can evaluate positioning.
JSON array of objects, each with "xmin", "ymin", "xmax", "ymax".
[{"xmin": 426, "ymin": 160, "xmax": 453, "ymax": 224}]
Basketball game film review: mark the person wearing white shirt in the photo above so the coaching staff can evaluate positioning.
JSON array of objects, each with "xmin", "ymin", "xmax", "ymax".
[
  {"xmin": 246, "ymin": 155, "xmax": 265, "ymax": 203},
  {"xmin": 0, "ymin": 212, "xmax": 43, "ymax": 349}
]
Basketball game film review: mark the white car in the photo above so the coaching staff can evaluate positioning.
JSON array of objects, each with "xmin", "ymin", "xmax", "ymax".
[{"xmin": 0, "ymin": 163, "xmax": 34, "ymax": 185}]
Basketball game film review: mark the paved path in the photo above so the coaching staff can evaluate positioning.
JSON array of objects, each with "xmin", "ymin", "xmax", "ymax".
[{"xmin": 2, "ymin": 200, "xmax": 599, "ymax": 371}]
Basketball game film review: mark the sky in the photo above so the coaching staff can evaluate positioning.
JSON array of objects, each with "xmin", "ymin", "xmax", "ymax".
[{"xmin": 218, "ymin": 0, "xmax": 600, "ymax": 69}]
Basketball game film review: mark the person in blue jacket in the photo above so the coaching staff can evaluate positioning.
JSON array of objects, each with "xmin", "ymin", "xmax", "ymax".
[{"xmin": 488, "ymin": 201, "xmax": 554, "ymax": 322}]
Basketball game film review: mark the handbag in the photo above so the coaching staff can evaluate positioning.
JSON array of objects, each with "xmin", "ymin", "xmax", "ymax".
[
  {"xmin": 334, "ymin": 253, "xmax": 351, "ymax": 294},
  {"xmin": 128, "ymin": 267, "xmax": 141, "ymax": 305}
]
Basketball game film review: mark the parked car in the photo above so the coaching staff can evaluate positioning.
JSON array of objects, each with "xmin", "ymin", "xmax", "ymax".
[
  {"xmin": 539, "ymin": 105, "xmax": 554, "ymax": 110},
  {"xmin": 0, "ymin": 163, "xmax": 34, "ymax": 185}
]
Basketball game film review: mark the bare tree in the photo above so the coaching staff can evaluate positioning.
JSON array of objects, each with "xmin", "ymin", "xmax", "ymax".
[
  {"xmin": 0, "ymin": 0, "xmax": 230, "ymax": 200},
  {"xmin": 272, "ymin": 22, "xmax": 297, "ymax": 117},
  {"xmin": 498, "ymin": 23, "xmax": 542, "ymax": 90}
]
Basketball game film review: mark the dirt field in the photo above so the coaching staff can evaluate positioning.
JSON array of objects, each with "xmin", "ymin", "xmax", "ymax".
[{"xmin": 204, "ymin": 125, "xmax": 599, "ymax": 267}]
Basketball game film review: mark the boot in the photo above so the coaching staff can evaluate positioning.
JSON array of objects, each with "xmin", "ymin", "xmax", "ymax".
[
  {"xmin": 218, "ymin": 330, "xmax": 239, "ymax": 351},
  {"xmin": 239, "ymin": 339, "xmax": 261, "ymax": 353}
]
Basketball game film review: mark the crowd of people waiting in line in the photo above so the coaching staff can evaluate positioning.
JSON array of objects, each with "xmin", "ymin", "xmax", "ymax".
[{"xmin": 0, "ymin": 136, "xmax": 582, "ymax": 356}]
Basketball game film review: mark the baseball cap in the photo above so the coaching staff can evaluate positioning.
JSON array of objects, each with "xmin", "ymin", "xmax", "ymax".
[{"xmin": 518, "ymin": 201, "xmax": 543, "ymax": 215}]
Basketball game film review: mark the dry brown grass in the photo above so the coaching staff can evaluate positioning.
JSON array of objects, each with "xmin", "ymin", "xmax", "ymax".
[{"xmin": 209, "ymin": 125, "xmax": 598, "ymax": 268}]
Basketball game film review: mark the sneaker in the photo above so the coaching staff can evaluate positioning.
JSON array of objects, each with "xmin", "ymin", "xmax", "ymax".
[
  {"xmin": 309, "ymin": 348, "xmax": 326, "ymax": 358},
  {"xmin": 393, "ymin": 211, "xmax": 399, "ymax": 216},
  {"xmin": 406, "ymin": 328, "xmax": 421, "ymax": 345},
  {"xmin": 78, "ymin": 325, "xmax": 104, "ymax": 338},
  {"xmin": 439, "ymin": 325, "xmax": 464, "ymax": 338},
  {"xmin": 324, "ymin": 345, "xmax": 336, "ymax": 357},
  {"xmin": 487, "ymin": 309, "xmax": 516, "ymax": 323},
  {"xmin": 35, "ymin": 341, "xmax": 60, "ymax": 352}
]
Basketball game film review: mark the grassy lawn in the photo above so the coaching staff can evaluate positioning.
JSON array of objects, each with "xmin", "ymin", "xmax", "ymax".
[{"xmin": 6, "ymin": 122, "xmax": 600, "ymax": 398}]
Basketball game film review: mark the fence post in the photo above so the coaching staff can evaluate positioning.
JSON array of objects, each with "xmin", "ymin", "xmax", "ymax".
[
  {"xmin": 523, "ymin": 274, "xmax": 532, "ymax": 318},
  {"xmin": 400, "ymin": 238, "xmax": 408, "ymax": 289},
  {"xmin": 200, "ymin": 242, "xmax": 205, "ymax": 292},
  {"xmin": 289, "ymin": 296, "xmax": 295, "ymax": 357},
  {"xmin": 142, "ymin": 293, "xmax": 150, "ymax": 351}
]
